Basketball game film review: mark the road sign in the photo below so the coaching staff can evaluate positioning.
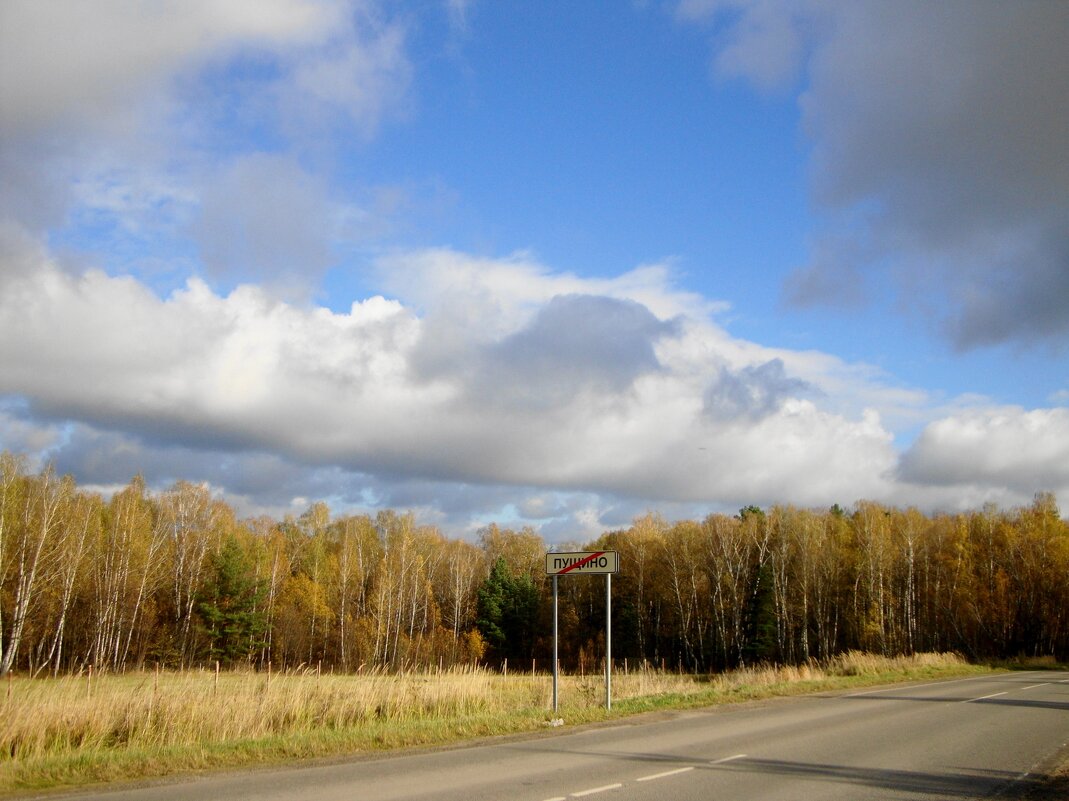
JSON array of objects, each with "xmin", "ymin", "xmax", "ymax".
[
  {"xmin": 547, "ymin": 550, "xmax": 620, "ymax": 713},
  {"xmin": 545, "ymin": 550, "xmax": 619, "ymax": 575}
]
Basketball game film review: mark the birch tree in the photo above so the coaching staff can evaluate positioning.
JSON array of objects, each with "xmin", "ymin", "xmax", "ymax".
[
  {"xmin": 0, "ymin": 452, "xmax": 26, "ymax": 675},
  {"xmin": 159, "ymin": 481, "xmax": 221, "ymax": 665},
  {"xmin": 0, "ymin": 464, "xmax": 71, "ymax": 676},
  {"xmin": 432, "ymin": 538, "xmax": 484, "ymax": 654},
  {"xmin": 41, "ymin": 490, "xmax": 99, "ymax": 674},
  {"xmin": 90, "ymin": 476, "xmax": 165, "ymax": 670},
  {"xmin": 329, "ymin": 514, "xmax": 381, "ymax": 669}
]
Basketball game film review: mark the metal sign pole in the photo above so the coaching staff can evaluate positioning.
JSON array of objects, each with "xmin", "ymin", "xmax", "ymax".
[
  {"xmin": 552, "ymin": 574, "xmax": 559, "ymax": 715},
  {"xmin": 605, "ymin": 572, "xmax": 611, "ymax": 710}
]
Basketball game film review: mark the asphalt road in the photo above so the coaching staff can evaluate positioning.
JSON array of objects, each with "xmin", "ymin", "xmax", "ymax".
[{"xmin": 56, "ymin": 671, "xmax": 1069, "ymax": 801}]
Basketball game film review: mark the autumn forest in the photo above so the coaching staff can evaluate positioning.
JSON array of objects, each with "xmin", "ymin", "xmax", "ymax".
[{"xmin": 2, "ymin": 450, "xmax": 1067, "ymax": 678}]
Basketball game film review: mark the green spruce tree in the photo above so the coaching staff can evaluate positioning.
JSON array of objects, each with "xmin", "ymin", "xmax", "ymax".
[
  {"xmin": 197, "ymin": 536, "xmax": 267, "ymax": 666},
  {"xmin": 475, "ymin": 558, "xmax": 540, "ymax": 663}
]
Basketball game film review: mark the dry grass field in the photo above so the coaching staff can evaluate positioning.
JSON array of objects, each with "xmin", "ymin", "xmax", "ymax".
[{"xmin": 0, "ymin": 652, "xmax": 986, "ymax": 794}]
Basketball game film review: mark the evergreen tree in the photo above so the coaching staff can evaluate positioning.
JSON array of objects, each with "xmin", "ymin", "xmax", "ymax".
[
  {"xmin": 742, "ymin": 562, "xmax": 778, "ymax": 664},
  {"xmin": 475, "ymin": 558, "xmax": 540, "ymax": 663},
  {"xmin": 197, "ymin": 536, "xmax": 267, "ymax": 665}
]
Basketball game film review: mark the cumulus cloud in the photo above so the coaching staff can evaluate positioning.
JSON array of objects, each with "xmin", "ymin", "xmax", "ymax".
[
  {"xmin": 898, "ymin": 407, "xmax": 1069, "ymax": 498},
  {"xmin": 4, "ymin": 239, "xmax": 1064, "ymax": 530},
  {"xmin": 0, "ymin": 244, "xmax": 909, "ymax": 526},
  {"xmin": 682, "ymin": 0, "xmax": 1069, "ymax": 349},
  {"xmin": 379, "ymin": 248, "xmax": 719, "ymax": 328}
]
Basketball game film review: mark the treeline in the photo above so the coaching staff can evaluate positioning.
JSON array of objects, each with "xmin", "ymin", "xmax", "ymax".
[{"xmin": 1, "ymin": 451, "xmax": 1067, "ymax": 676}]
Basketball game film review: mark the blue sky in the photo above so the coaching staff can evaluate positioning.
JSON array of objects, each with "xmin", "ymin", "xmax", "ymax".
[{"xmin": 1, "ymin": 1, "xmax": 1067, "ymax": 537}]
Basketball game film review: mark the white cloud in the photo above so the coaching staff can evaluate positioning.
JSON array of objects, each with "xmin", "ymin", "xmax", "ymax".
[
  {"xmin": 4, "ymin": 239, "xmax": 1065, "ymax": 531},
  {"xmin": 898, "ymin": 407, "xmax": 1069, "ymax": 501},
  {"xmin": 377, "ymin": 248, "xmax": 720, "ymax": 334},
  {"xmin": 0, "ymin": 244, "xmax": 913, "ymax": 526}
]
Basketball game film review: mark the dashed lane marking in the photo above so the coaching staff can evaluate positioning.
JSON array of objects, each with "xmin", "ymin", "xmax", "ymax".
[
  {"xmin": 636, "ymin": 766, "xmax": 694, "ymax": 782},
  {"xmin": 964, "ymin": 691, "xmax": 1008, "ymax": 703},
  {"xmin": 844, "ymin": 674, "xmax": 1016, "ymax": 697},
  {"xmin": 710, "ymin": 754, "xmax": 747, "ymax": 764},
  {"xmin": 544, "ymin": 753, "xmax": 750, "ymax": 800}
]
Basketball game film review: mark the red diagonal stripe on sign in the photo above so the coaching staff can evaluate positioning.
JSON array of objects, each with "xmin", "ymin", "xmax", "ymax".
[{"xmin": 559, "ymin": 551, "xmax": 604, "ymax": 574}]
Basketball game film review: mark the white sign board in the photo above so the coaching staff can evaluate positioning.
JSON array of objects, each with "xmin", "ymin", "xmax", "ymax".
[{"xmin": 545, "ymin": 550, "xmax": 619, "ymax": 575}]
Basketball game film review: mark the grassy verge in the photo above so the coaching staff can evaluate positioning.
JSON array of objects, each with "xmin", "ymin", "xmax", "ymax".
[{"xmin": 0, "ymin": 652, "xmax": 997, "ymax": 796}]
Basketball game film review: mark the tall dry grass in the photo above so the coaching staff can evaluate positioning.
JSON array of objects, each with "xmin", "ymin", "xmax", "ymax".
[
  {"xmin": 706, "ymin": 650, "xmax": 969, "ymax": 689},
  {"xmin": 0, "ymin": 652, "xmax": 976, "ymax": 792},
  {"xmin": 0, "ymin": 662, "xmax": 708, "ymax": 763}
]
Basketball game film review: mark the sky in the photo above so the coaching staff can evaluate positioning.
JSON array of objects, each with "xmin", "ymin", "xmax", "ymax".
[{"xmin": 1, "ymin": 0, "xmax": 1068, "ymax": 539}]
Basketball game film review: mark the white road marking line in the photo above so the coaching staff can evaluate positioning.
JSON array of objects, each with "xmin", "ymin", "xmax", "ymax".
[
  {"xmin": 636, "ymin": 766, "xmax": 694, "ymax": 782},
  {"xmin": 571, "ymin": 783, "xmax": 623, "ymax": 797},
  {"xmin": 543, "ymin": 797, "xmax": 568, "ymax": 801},
  {"xmin": 844, "ymin": 674, "xmax": 1004, "ymax": 697},
  {"xmin": 1022, "ymin": 683, "xmax": 1049, "ymax": 690},
  {"xmin": 964, "ymin": 691, "xmax": 1008, "ymax": 703},
  {"xmin": 710, "ymin": 754, "xmax": 747, "ymax": 764}
]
